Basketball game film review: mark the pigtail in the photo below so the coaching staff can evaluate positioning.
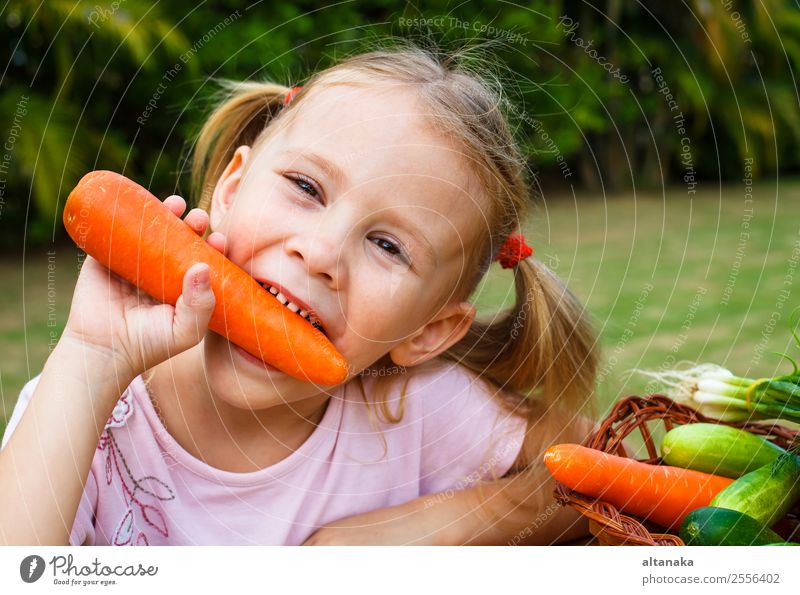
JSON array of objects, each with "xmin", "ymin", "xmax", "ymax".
[
  {"xmin": 508, "ymin": 255, "xmax": 598, "ymax": 449},
  {"xmin": 191, "ymin": 81, "xmax": 292, "ymax": 210},
  {"xmin": 446, "ymin": 256, "xmax": 598, "ymax": 414},
  {"xmin": 440, "ymin": 254, "xmax": 600, "ymax": 534},
  {"xmin": 444, "ymin": 253, "xmax": 598, "ymax": 432}
]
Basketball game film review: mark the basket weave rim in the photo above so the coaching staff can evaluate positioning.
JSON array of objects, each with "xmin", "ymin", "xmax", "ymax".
[{"xmin": 554, "ymin": 394, "xmax": 800, "ymax": 546}]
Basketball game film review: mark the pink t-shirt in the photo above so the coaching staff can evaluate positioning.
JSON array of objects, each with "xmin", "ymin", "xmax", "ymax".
[{"xmin": 2, "ymin": 360, "xmax": 526, "ymax": 545}]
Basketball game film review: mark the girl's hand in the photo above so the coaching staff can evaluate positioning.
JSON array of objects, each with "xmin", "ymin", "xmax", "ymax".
[
  {"xmin": 303, "ymin": 473, "xmax": 594, "ymax": 546},
  {"xmin": 302, "ymin": 501, "xmax": 440, "ymax": 546},
  {"xmin": 61, "ymin": 196, "xmax": 227, "ymax": 380}
]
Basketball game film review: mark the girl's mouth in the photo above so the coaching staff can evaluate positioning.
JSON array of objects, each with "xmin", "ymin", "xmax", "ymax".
[
  {"xmin": 233, "ymin": 341, "xmax": 283, "ymax": 373},
  {"xmin": 256, "ymin": 281, "xmax": 328, "ymax": 337}
]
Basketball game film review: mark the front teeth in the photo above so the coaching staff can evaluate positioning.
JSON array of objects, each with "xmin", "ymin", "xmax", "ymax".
[{"xmin": 260, "ymin": 283, "xmax": 324, "ymax": 333}]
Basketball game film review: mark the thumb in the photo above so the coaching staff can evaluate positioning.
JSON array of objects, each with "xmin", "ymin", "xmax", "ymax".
[{"xmin": 172, "ymin": 263, "xmax": 216, "ymax": 351}]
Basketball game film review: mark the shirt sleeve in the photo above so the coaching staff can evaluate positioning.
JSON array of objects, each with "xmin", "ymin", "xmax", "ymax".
[
  {"xmin": 1, "ymin": 375, "xmax": 39, "ymax": 450},
  {"xmin": 1, "ymin": 374, "xmax": 98, "ymax": 545},
  {"xmin": 416, "ymin": 362, "xmax": 527, "ymax": 495}
]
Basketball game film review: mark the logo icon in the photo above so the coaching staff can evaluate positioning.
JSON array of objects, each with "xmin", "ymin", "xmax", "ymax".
[{"xmin": 20, "ymin": 555, "xmax": 45, "ymax": 583}]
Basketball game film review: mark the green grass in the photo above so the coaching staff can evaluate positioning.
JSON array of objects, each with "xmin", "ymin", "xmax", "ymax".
[
  {"xmin": 473, "ymin": 179, "xmax": 800, "ymax": 432},
  {"xmin": 0, "ymin": 247, "xmax": 80, "ymax": 439},
  {"xmin": 2, "ymin": 180, "xmax": 800, "ymax": 447}
]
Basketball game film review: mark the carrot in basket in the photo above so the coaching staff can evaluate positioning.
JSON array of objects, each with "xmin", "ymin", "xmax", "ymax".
[
  {"xmin": 543, "ymin": 443, "xmax": 734, "ymax": 529},
  {"xmin": 62, "ymin": 170, "xmax": 348, "ymax": 386}
]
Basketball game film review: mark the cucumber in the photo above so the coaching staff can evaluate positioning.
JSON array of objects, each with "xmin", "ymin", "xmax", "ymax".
[
  {"xmin": 661, "ymin": 423, "xmax": 787, "ymax": 478},
  {"xmin": 710, "ymin": 454, "xmax": 800, "ymax": 527},
  {"xmin": 680, "ymin": 507, "xmax": 785, "ymax": 545}
]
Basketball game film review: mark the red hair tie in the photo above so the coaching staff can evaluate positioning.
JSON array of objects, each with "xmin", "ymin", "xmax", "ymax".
[
  {"xmin": 283, "ymin": 85, "xmax": 302, "ymax": 106},
  {"xmin": 496, "ymin": 232, "xmax": 533, "ymax": 269}
]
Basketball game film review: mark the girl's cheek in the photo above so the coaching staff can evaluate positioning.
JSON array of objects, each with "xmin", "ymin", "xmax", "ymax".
[{"xmin": 221, "ymin": 212, "xmax": 266, "ymax": 262}]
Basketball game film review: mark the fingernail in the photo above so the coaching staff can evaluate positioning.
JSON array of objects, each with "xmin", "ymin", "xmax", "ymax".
[{"xmin": 194, "ymin": 266, "xmax": 210, "ymax": 290}]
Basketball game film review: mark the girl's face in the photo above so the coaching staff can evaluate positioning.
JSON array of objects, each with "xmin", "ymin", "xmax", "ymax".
[{"xmin": 205, "ymin": 84, "xmax": 484, "ymax": 408}]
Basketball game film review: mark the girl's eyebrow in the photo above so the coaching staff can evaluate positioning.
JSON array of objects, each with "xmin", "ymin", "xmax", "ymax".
[{"xmin": 279, "ymin": 149, "xmax": 347, "ymax": 187}]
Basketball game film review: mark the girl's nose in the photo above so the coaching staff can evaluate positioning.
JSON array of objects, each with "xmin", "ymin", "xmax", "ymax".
[{"xmin": 283, "ymin": 230, "xmax": 344, "ymax": 288}]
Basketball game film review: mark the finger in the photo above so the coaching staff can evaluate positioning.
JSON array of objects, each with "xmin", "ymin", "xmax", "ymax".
[
  {"xmin": 183, "ymin": 208, "xmax": 210, "ymax": 235},
  {"xmin": 163, "ymin": 195, "xmax": 187, "ymax": 218},
  {"xmin": 172, "ymin": 263, "xmax": 215, "ymax": 351},
  {"xmin": 206, "ymin": 232, "xmax": 227, "ymax": 255}
]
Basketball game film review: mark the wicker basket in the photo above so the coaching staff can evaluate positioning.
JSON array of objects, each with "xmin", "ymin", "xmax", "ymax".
[{"xmin": 554, "ymin": 394, "xmax": 800, "ymax": 546}]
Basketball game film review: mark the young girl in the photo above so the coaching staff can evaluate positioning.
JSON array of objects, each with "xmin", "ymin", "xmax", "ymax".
[{"xmin": 0, "ymin": 45, "xmax": 598, "ymax": 546}]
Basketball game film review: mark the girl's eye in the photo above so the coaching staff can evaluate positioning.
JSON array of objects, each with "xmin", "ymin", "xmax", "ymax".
[
  {"xmin": 372, "ymin": 237, "xmax": 406, "ymax": 261},
  {"xmin": 288, "ymin": 174, "xmax": 320, "ymax": 199}
]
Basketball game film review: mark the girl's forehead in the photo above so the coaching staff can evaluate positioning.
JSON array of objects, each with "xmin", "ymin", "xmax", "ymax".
[{"xmin": 282, "ymin": 85, "xmax": 467, "ymax": 175}]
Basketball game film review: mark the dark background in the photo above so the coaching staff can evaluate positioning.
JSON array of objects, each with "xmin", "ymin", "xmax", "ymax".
[{"xmin": 3, "ymin": 1, "xmax": 798, "ymax": 246}]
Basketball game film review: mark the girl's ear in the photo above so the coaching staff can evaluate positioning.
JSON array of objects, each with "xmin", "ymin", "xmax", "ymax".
[
  {"xmin": 209, "ymin": 145, "xmax": 250, "ymax": 231},
  {"xmin": 388, "ymin": 302, "xmax": 477, "ymax": 368}
]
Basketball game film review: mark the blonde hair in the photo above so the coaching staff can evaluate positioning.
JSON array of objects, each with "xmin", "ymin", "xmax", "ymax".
[{"xmin": 191, "ymin": 42, "xmax": 599, "ymax": 540}]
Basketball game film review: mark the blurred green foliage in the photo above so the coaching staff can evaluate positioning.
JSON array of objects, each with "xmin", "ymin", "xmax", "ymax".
[{"xmin": 2, "ymin": 0, "xmax": 799, "ymax": 247}]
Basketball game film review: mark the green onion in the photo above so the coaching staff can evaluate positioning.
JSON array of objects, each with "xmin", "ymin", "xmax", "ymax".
[
  {"xmin": 629, "ymin": 309, "xmax": 800, "ymax": 425},
  {"xmin": 632, "ymin": 363, "xmax": 800, "ymax": 423}
]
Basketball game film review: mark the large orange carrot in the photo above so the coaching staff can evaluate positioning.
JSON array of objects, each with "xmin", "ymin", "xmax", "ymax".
[
  {"xmin": 544, "ymin": 443, "xmax": 733, "ymax": 529},
  {"xmin": 62, "ymin": 170, "xmax": 348, "ymax": 386}
]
